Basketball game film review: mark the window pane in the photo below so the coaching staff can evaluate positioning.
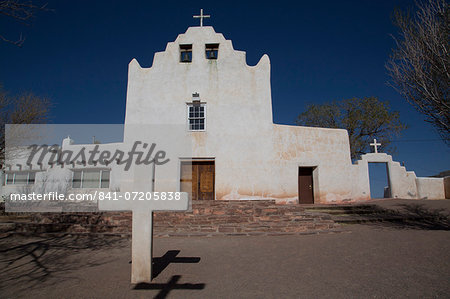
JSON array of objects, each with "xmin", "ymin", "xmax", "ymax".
[
  {"xmin": 72, "ymin": 171, "xmax": 82, "ymax": 188},
  {"xmin": 101, "ymin": 170, "xmax": 110, "ymax": 188},
  {"xmin": 28, "ymin": 172, "xmax": 35, "ymax": 184},
  {"xmin": 15, "ymin": 173, "xmax": 27, "ymax": 184},
  {"xmin": 188, "ymin": 104, "xmax": 206, "ymax": 131},
  {"xmin": 83, "ymin": 171, "xmax": 100, "ymax": 188}
]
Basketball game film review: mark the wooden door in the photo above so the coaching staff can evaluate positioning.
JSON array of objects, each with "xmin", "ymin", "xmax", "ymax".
[
  {"xmin": 180, "ymin": 161, "xmax": 215, "ymax": 200},
  {"xmin": 298, "ymin": 167, "xmax": 314, "ymax": 204}
]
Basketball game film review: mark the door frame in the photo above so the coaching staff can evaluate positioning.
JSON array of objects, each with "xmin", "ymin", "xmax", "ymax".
[
  {"xmin": 179, "ymin": 157, "xmax": 216, "ymax": 200},
  {"xmin": 297, "ymin": 165, "xmax": 319, "ymax": 204}
]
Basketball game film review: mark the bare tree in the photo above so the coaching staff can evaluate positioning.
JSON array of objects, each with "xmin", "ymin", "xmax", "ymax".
[
  {"xmin": 386, "ymin": 0, "xmax": 449, "ymax": 144},
  {"xmin": 0, "ymin": 0, "xmax": 48, "ymax": 47},
  {"xmin": 0, "ymin": 86, "xmax": 51, "ymax": 165}
]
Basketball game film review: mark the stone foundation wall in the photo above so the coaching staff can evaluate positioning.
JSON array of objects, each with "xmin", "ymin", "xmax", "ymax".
[{"xmin": 1, "ymin": 201, "xmax": 340, "ymax": 236}]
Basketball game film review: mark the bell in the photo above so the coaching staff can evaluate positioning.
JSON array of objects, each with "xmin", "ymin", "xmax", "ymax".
[
  {"xmin": 209, "ymin": 50, "xmax": 216, "ymax": 59},
  {"xmin": 181, "ymin": 52, "xmax": 191, "ymax": 62}
]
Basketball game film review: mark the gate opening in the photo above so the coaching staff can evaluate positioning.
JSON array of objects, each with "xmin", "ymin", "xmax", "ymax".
[{"xmin": 368, "ymin": 162, "xmax": 391, "ymax": 199}]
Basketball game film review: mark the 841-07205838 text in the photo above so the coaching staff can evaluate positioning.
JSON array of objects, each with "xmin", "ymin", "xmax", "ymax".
[{"xmin": 96, "ymin": 191, "xmax": 182, "ymax": 201}]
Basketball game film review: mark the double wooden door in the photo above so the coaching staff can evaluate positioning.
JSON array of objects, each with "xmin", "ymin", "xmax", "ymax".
[{"xmin": 181, "ymin": 161, "xmax": 215, "ymax": 200}]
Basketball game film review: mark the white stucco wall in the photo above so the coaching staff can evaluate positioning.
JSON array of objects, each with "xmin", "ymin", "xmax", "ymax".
[
  {"xmin": 352, "ymin": 153, "xmax": 446, "ymax": 201},
  {"xmin": 416, "ymin": 177, "xmax": 445, "ymax": 199}
]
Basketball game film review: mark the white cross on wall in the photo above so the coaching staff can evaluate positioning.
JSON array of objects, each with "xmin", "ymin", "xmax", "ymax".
[
  {"xmin": 370, "ymin": 138, "xmax": 381, "ymax": 153},
  {"xmin": 193, "ymin": 9, "xmax": 210, "ymax": 27}
]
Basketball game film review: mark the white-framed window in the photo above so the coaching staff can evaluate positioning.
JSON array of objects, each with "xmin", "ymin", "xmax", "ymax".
[
  {"xmin": 72, "ymin": 169, "xmax": 110, "ymax": 188},
  {"xmin": 187, "ymin": 103, "xmax": 206, "ymax": 131},
  {"xmin": 4, "ymin": 171, "xmax": 36, "ymax": 185}
]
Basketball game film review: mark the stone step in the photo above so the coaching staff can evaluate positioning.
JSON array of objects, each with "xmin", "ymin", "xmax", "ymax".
[
  {"xmin": 303, "ymin": 205, "xmax": 399, "ymax": 223},
  {"xmin": 303, "ymin": 203, "xmax": 450, "ymax": 225},
  {"xmin": 304, "ymin": 208, "xmax": 382, "ymax": 215},
  {"xmin": 0, "ymin": 223, "xmax": 16, "ymax": 233},
  {"xmin": 332, "ymin": 214, "xmax": 446, "ymax": 224},
  {"xmin": 302, "ymin": 204, "xmax": 373, "ymax": 209},
  {"xmin": 0, "ymin": 215, "xmax": 32, "ymax": 222}
]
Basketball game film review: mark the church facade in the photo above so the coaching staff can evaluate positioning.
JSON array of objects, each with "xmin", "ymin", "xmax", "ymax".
[
  {"xmin": 2, "ymin": 26, "xmax": 446, "ymax": 204},
  {"xmin": 124, "ymin": 25, "xmax": 356, "ymax": 203}
]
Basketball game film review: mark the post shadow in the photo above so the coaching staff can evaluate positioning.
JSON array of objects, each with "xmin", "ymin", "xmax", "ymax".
[
  {"xmin": 134, "ymin": 275, "xmax": 205, "ymax": 298},
  {"xmin": 152, "ymin": 250, "xmax": 201, "ymax": 279}
]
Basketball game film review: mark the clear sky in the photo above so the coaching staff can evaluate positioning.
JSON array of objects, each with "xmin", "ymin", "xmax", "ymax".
[{"xmin": 1, "ymin": 0, "xmax": 449, "ymax": 185}]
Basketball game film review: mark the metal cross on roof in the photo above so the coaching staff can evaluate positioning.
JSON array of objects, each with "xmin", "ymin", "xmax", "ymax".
[
  {"xmin": 193, "ymin": 9, "xmax": 210, "ymax": 27},
  {"xmin": 370, "ymin": 138, "xmax": 381, "ymax": 153}
]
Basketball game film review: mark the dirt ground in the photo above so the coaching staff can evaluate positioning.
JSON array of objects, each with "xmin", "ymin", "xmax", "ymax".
[{"xmin": 1, "ymin": 199, "xmax": 449, "ymax": 298}]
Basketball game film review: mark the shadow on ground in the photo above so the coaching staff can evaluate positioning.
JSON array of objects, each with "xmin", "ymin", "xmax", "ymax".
[
  {"xmin": 360, "ymin": 203, "xmax": 450, "ymax": 230},
  {"xmin": 152, "ymin": 250, "xmax": 201, "ymax": 279},
  {"xmin": 0, "ymin": 234, "xmax": 127, "ymax": 294},
  {"xmin": 135, "ymin": 275, "xmax": 205, "ymax": 299},
  {"xmin": 126, "ymin": 250, "xmax": 204, "ymax": 298}
]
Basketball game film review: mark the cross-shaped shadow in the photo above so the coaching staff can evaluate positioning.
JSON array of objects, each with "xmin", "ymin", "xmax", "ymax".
[
  {"xmin": 152, "ymin": 250, "xmax": 201, "ymax": 279},
  {"xmin": 134, "ymin": 275, "xmax": 205, "ymax": 298}
]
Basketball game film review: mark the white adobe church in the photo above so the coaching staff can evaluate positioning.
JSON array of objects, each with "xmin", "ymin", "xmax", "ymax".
[{"xmin": 2, "ymin": 13, "xmax": 446, "ymax": 204}]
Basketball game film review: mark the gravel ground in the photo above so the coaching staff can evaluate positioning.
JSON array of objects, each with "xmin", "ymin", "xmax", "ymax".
[{"xmin": 0, "ymin": 199, "xmax": 449, "ymax": 298}]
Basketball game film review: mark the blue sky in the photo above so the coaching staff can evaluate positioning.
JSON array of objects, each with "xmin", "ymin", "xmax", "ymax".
[{"xmin": 1, "ymin": 0, "xmax": 449, "ymax": 186}]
